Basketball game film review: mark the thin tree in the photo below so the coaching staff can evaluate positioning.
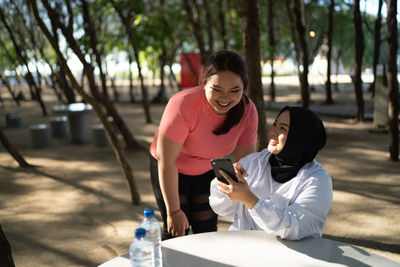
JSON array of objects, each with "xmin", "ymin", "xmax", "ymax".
[
  {"xmin": 0, "ymin": 224, "xmax": 15, "ymax": 267},
  {"xmin": 284, "ymin": 0, "xmax": 302, "ymax": 93},
  {"xmin": 158, "ymin": 0, "xmax": 184, "ymax": 92},
  {"xmin": 370, "ymin": 0, "xmax": 384, "ymax": 97},
  {"xmin": 292, "ymin": 0, "xmax": 310, "ymax": 108},
  {"xmin": 127, "ymin": 52, "xmax": 135, "ymax": 103},
  {"xmin": 41, "ymin": 0, "xmax": 142, "ymax": 150},
  {"xmin": 353, "ymin": 0, "xmax": 365, "ymax": 121},
  {"xmin": 203, "ymin": 0, "xmax": 214, "ymax": 53},
  {"xmin": 386, "ymin": 0, "xmax": 399, "ymax": 161},
  {"xmin": 325, "ymin": 0, "xmax": 334, "ymax": 104},
  {"xmin": 0, "ymin": 7, "xmax": 47, "ymax": 115},
  {"xmin": 181, "ymin": 0, "xmax": 209, "ymax": 64},
  {"xmin": 0, "ymin": 129, "xmax": 33, "ymax": 168},
  {"xmin": 80, "ymin": 0, "xmax": 108, "ymax": 99},
  {"xmin": 0, "ymin": 72, "xmax": 19, "ymax": 106},
  {"xmin": 51, "ymin": 22, "xmax": 76, "ymax": 104},
  {"xmin": 109, "ymin": 0, "xmax": 152, "ymax": 124},
  {"xmin": 267, "ymin": 0, "xmax": 276, "ymax": 102},
  {"xmin": 217, "ymin": 0, "xmax": 228, "ymax": 49},
  {"xmin": 240, "ymin": 0, "xmax": 268, "ymax": 151},
  {"xmin": 29, "ymin": 0, "xmax": 141, "ymax": 205}
]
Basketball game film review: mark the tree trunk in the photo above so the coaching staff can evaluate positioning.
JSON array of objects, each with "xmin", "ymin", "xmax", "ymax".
[
  {"xmin": 105, "ymin": 61, "xmax": 119, "ymax": 102},
  {"xmin": 57, "ymin": 66, "xmax": 76, "ymax": 103},
  {"xmin": 267, "ymin": 0, "xmax": 275, "ymax": 102},
  {"xmin": 39, "ymin": 50, "xmax": 66, "ymax": 104},
  {"xmin": 0, "ymin": 128, "xmax": 33, "ymax": 168},
  {"xmin": 371, "ymin": 0, "xmax": 384, "ymax": 97},
  {"xmin": 29, "ymin": 0, "xmax": 141, "ymax": 205},
  {"xmin": 128, "ymin": 53, "xmax": 135, "ymax": 103},
  {"xmin": 240, "ymin": 0, "xmax": 268, "ymax": 151},
  {"xmin": 52, "ymin": 22, "xmax": 76, "ymax": 103},
  {"xmin": 168, "ymin": 64, "xmax": 180, "ymax": 91},
  {"xmin": 81, "ymin": 0, "xmax": 108, "ymax": 100},
  {"xmin": 109, "ymin": 0, "xmax": 152, "ymax": 123},
  {"xmin": 49, "ymin": 73, "xmax": 66, "ymax": 104},
  {"xmin": 335, "ymin": 49, "xmax": 341, "ymax": 92},
  {"xmin": 45, "ymin": 0, "xmax": 143, "ymax": 148},
  {"xmin": 0, "ymin": 7, "xmax": 47, "ymax": 116},
  {"xmin": 284, "ymin": 0, "xmax": 303, "ymax": 99},
  {"xmin": 182, "ymin": 53, "xmax": 199, "ymax": 84},
  {"xmin": 325, "ymin": 0, "xmax": 334, "ymax": 104},
  {"xmin": 0, "ymin": 224, "xmax": 15, "ymax": 267},
  {"xmin": 0, "ymin": 73, "xmax": 19, "ymax": 106},
  {"xmin": 153, "ymin": 42, "xmax": 167, "ymax": 104},
  {"xmin": 293, "ymin": 0, "xmax": 310, "ymax": 108},
  {"xmin": 203, "ymin": 0, "xmax": 214, "ymax": 53},
  {"xmin": 217, "ymin": 0, "xmax": 228, "ymax": 49},
  {"xmin": 181, "ymin": 0, "xmax": 208, "ymax": 64},
  {"xmin": 353, "ymin": 0, "xmax": 365, "ymax": 122},
  {"xmin": 386, "ymin": 0, "xmax": 399, "ymax": 161}
]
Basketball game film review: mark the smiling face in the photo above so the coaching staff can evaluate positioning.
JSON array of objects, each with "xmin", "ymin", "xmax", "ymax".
[
  {"xmin": 267, "ymin": 110, "xmax": 290, "ymax": 154},
  {"xmin": 204, "ymin": 70, "xmax": 244, "ymax": 115}
]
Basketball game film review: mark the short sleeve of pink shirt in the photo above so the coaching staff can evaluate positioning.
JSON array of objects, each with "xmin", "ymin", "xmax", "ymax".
[
  {"xmin": 150, "ymin": 86, "xmax": 258, "ymax": 175},
  {"xmin": 157, "ymin": 90, "xmax": 191, "ymax": 143}
]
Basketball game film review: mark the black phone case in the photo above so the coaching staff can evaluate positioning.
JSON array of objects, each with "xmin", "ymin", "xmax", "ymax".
[{"xmin": 210, "ymin": 158, "xmax": 238, "ymax": 184}]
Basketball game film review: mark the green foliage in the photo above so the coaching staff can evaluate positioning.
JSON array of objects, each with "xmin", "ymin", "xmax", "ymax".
[{"xmin": 0, "ymin": 0, "xmax": 397, "ymax": 80}]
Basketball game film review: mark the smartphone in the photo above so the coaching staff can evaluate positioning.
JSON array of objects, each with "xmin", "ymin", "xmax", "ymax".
[{"xmin": 210, "ymin": 158, "xmax": 238, "ymax": 184}]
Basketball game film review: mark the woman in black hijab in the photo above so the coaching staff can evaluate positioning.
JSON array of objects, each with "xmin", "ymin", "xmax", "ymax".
[{"xmin": 210, "ymin": 106, "xmax": 333, "ymax": 240}]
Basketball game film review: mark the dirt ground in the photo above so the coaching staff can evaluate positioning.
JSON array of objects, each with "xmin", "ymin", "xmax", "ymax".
[{"xmin": 0, "ymin": 78, "xmax": 399, "ymax": 266}]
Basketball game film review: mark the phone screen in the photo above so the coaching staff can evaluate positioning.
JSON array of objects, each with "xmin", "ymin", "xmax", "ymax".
[{"xmin": 210, "ymin": 158, "xmax": 238, "ymax": 184}]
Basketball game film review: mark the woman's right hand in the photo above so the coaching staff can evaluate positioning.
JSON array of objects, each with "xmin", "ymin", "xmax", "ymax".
[{"xmin": 167, "ymin": 209, "xmax": 189, "ymax": 237}]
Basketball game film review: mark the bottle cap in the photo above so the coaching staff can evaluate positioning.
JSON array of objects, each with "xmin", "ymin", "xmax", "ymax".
[
  {"xmin": 143, "ymin": 209, "xmax": 155, "ymax": 218},
  {"xmin": 135, "ymin": 228, "xmax": 146, "ymax": 238}
]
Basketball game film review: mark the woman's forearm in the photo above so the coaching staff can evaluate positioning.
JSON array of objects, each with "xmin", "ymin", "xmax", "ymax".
[
  {"xmin": 156, "ymin": 133, "xmax": 184, "ymax": 213},
  {"xmin": 158, "ymin": 160, "xmax": 180, "ymax": 212}
]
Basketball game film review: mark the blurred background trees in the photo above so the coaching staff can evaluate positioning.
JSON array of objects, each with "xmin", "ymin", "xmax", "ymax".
[{"xmin": 0, "ymin": 0, "xmax": 398, "ymax": 162}]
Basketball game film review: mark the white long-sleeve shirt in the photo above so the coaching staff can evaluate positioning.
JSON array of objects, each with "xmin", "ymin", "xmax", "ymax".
[{"xmin": 209, "ymin": 149, "xmax": 333, "ymax": 240}]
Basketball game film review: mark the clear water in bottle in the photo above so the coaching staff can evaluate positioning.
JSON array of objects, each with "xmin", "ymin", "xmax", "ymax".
[
  {"xmin": 129, "ymin": 228, "xmax": 154, "ymax": 267},
  {"xmin": 140, "ymin": 209, "xmax": 162, "ymax": 267}
]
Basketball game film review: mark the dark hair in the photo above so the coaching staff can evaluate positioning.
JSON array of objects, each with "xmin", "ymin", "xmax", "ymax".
[{"xmin": 199, "ymin": 50, "xmax": 249, "ymax": 135}]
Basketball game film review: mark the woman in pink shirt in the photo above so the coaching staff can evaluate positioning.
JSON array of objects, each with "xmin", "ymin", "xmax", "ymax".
[{"xmin": 150, "ymin": 50, "xmax": 258, "ymax": 240}]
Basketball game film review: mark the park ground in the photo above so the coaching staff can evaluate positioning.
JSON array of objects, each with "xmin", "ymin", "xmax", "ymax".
[{"xmin": 0, "ymin": 75, "xmax": 399, "ymax": 266}]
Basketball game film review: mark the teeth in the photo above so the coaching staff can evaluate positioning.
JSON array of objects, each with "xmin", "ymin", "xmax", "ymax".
[{"xmin": 217, "ymin": 101, "xmax": 230, "ymax": 107}]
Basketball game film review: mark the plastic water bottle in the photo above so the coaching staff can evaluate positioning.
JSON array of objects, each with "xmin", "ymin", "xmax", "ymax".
[
  {"xmin": 129, "ymin": 228, "xmax": 154, "ymax": 267},
  {"xmin": 140, "ymin": 209, "xmax": 162, "ymax": 267}
]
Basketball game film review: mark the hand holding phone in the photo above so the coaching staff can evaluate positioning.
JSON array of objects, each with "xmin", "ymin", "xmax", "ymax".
[{"xmin": 210, "ymin": 158, "xmax": 238, "ymax": 184}]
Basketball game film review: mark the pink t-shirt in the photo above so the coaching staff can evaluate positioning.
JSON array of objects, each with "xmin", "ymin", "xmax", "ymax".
[{"xmin": 150, "ymin": 86, "xmax": 258, "ymax": 175}]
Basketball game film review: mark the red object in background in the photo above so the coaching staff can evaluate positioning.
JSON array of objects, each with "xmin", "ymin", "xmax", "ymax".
[{"xmin": 179, "ymin": 53, "xmax": 202, "ymax": 89}]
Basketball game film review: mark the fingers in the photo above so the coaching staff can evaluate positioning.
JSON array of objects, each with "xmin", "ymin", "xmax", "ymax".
[
  {"xmin": 168, "ymin": 212, "xmax": 189, "ymax": 237},
  {"xmin": 219, "ymin": 169, "xmax": 234, "ymax": 185},
  {"xmin": 233, "ymin": 162, "xmax": 248, "ymax": 177}
]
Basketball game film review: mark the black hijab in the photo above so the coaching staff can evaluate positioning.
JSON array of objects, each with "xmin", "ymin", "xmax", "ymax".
[{"xmin": 269, "ymin": 106, "xmax": 327, "ymax": 183}]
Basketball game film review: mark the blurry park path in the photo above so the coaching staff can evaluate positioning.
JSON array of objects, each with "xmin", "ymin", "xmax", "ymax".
[{"xmin": 0, "ymin": 75, "xmax": 399, "ymax": 266}]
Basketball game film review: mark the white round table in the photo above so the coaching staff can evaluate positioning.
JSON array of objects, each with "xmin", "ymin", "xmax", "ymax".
[{"xmin": 98, "ymin": 230, "xmax": 400, "ymax": 267}]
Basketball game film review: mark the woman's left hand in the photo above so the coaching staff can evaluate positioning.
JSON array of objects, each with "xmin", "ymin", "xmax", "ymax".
[{"xmin": 217, "ymin": 169, "xmax": 258, "ymax": 209}]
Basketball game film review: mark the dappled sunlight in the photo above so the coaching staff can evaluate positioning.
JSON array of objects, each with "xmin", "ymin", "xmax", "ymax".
[
  {"xmin": 326, "ymin": 190, "xmax": 400, "ymax": 245},
  {"xmin": 96, "ymin": 219, "xmax": 138, "ymax": 240},
  {"xmin": 323, "ymin": 120, "xmax": 372, "ymax": 131},
  {"xmin": 23, "ymin": 157, "xmax": 115, "ymax": 172},
  {"xmin": 136, "ymin": 135, "xmax": 155, "ymax": 144},
  {"xmin": 342, "ymin": 146, "xmax": 388, "ymax": 159},
  {"xmin": 1, "ymin": 80, "xmax": 399, "ymax": 265}
]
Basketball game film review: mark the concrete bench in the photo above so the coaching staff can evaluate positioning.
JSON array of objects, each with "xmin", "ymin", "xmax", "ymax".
[
  {"xmin": 50, "ymin": 116, "xmax": 68, "ymax": 138},
  {"xmin": 29, "ymin": 124, "xmax": 51, "ymax": 149},
  {"xmin": 6, "ymin": 113, "xmax": 23, "ymax": 128},
  {"xmin": 91, "ymin": 124, "xmax": 110, "ymax": 147}
]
